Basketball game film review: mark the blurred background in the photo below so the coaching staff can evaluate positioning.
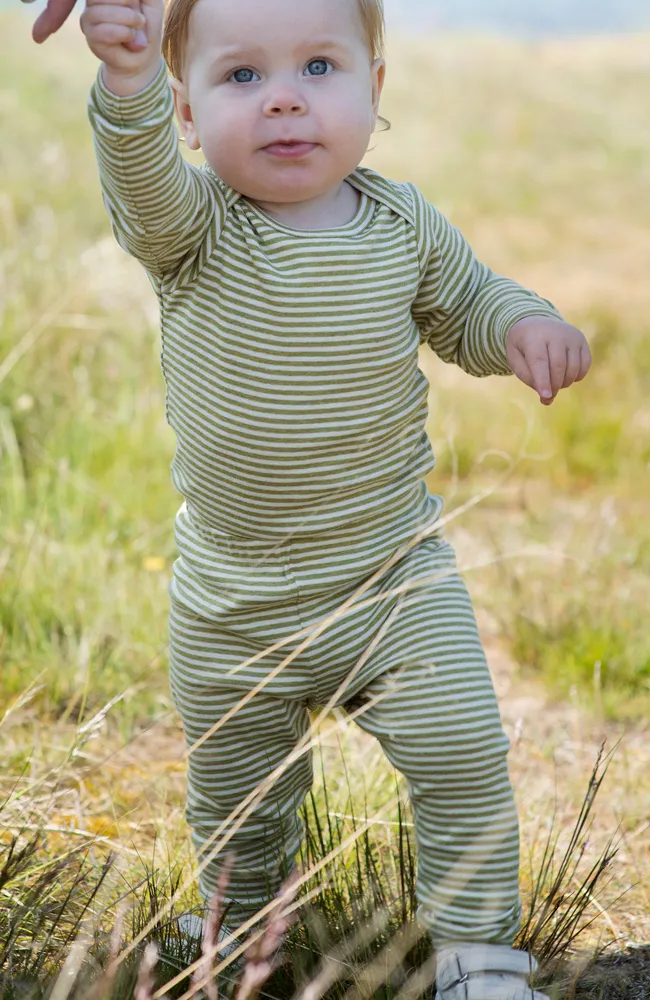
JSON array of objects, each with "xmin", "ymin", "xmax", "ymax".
[
  {"xmin": 385, "ymin": 0, "xmax": 650, "ymax": 34},
  {"xmin": 1, "ymin": 0, "xmax": 649, "ymax": 993}
]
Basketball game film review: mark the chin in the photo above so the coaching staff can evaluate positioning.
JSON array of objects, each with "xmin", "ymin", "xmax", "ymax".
[
  {"xmin": 208, "ymin": 155, "xmax": 337, "ymax": 203},
  {"xmin": 246, "ymin": 175, "xmax": 332, "ymax": 204}
]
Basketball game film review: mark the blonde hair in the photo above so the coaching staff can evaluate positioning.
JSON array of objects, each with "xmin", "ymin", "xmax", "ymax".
[
  {"xmin": 357, "ymin": 0, "xmax": 386, "ymax": 61},
  {"xmin": 163, "ymin": 0, "xmax": 386, "ymax": 81}
]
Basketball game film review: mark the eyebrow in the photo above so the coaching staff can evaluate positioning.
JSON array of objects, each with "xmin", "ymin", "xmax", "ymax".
[{"xmin": 209, "ymin": 36, "xmax": 354, "ymax": 63}]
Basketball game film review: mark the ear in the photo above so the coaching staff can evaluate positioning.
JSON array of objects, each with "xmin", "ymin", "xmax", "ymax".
[
  {"xmin": 370, "ymin": 58, "xmax": 386, "ymax": 122},
  {"xmin": 170, "ymin": 77, "xmax": 201, "ymax": 151}
]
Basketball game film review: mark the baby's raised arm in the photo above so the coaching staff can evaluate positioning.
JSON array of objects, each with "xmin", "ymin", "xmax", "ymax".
[{"xmin": 83, "ymin": 0, "xmax": 225, "ymax": 283}]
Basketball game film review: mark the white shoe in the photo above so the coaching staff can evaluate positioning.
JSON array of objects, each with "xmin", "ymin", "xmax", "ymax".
[{"xmin": 435, "ymin": 944, "xmax": 550, "ymax": 1000}]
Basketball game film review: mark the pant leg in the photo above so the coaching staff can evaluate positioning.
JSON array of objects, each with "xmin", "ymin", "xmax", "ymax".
[
  {"xmin": 169, "ymin": 611, "xmax": 313, "ymax": 926},
  {"xmin": 345, "ymin": 538, "xmax": 521, "ymax": 947}
]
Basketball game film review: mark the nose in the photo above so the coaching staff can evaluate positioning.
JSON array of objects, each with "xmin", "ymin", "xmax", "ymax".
[{"xmin": 262, "ymin": 83, "xmax": 308, "ymax": 117}]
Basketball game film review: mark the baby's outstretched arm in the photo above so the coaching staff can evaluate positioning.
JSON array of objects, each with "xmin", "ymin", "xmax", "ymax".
[
  {"xmin": 412, "ymin": 191, "xmax": 591, "ymax": 403},
  {"xmin": 84, "ymin": 0, "xmax": 224, "ymax": 281}
]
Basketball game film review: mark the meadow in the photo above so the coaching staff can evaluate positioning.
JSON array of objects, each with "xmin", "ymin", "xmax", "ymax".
[{"xmin": 1, "ymin": 12, "xmax": 649, "ymax": 998}]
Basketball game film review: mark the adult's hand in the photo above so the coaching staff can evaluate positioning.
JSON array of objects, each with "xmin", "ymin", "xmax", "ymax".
[
  {"xmin": 25, "ymin": 0, "xmax": 148, "ymax": 50},
  {"xmin": 23, "ymin": 0, "xmax": 80, "ymax": 43}
]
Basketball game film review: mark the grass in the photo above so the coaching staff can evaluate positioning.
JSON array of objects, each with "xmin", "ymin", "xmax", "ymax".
[
  {"xmin": 0, "ymin": 719, "xmax": 631, "ymax": 999},
  {"xmin": 1, "ymin": 9, "xmax": 650, "ymax": 997}
]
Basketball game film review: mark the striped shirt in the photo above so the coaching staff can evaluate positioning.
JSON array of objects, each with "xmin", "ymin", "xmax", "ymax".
[{"xmin": 88, "ymin": 60, "xmax": 561, "ymax": 549}]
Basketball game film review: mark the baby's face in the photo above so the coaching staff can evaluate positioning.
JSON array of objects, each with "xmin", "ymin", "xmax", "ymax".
[{"xmin": 173, "ymin": 0, "xmax": 385, "ymax": 205}]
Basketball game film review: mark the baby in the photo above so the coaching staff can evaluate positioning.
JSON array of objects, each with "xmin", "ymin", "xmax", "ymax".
[{"xmin": 78, "ymin": 0, "xmax": 591, "ymax": 994}]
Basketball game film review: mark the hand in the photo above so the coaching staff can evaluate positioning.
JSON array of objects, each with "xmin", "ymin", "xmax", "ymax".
[
  {"xmin": 506, "ymin": 316, "xmax": 592, "ymax": 406},
  {"xmin": 80, "ymin": 0, "xmax": 164, "ymax": 88}
]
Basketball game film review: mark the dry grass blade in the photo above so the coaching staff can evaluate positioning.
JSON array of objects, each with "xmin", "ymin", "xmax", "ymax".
[
  {"xmin": 295, "ymin": 907, "xmax": 392, "ymax": 1000},
  {"xmin": 135, "ymin": 942, "xmax": 168, "ymax": 1000},
  {"xmin": 391, "ymin": 954, "xmax": 438, "ymax": 1000},
  {"xmin": 48, "ymin": 924, "xmax": 93, "ymax": 1000},
  {"xmin": 0, "ymin": 677, "xmax": 46, "ymax": 730},
  {"xmin": 155, "ymin": 830, "xmax": 361, "ymax": 998},
  {"xmin": 167, "ymin": 883, "xmax": 328, "ymax": 1000},
  {"xmin": 0, "ymin": 283, "xmax": 77, "ymax": 388},
  {"xmin": 191, "ymin": 853, "xmax": 237, "ymax": 1000},
  {"xmin": 82, "ymin": 905, "xmax": 125, "ymax": 1000},
  {"xmin": 235, "ymin": 873, "xmax": 300, "ymax": 1000},
  {"xmin": 339, "ymin": 922, "xmax": 425, "ymax": 1000}
]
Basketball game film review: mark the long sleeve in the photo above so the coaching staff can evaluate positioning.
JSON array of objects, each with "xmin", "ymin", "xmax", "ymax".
[
  {"xmin": 87, "ymin": 59, "xmax": 230, "ymax": 285},
  {"xmin": 410, "ymin": 187, "xmax": 562, "ymax": 377}
]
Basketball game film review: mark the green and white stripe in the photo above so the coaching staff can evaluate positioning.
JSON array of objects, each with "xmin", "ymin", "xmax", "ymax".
[
  {"xmin": 87, "ymin": 61, "xmax": 560, "ymax": 566},
  {"xmin": 168, "ymin": 534, "xmax": 522, "ymax": 944},
  {"xmin": 87, "ymin": 60, "xmax": 561, "ymax": 945}
]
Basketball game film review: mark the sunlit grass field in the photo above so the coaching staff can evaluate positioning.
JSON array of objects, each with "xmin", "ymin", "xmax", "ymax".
[
  {"xmin": 2, "ymin": 18, "xmax": 649, "ymax": 721},
  {"xmin": 1, "ymin": 11, "xmax": 649, "ymax": 997}
]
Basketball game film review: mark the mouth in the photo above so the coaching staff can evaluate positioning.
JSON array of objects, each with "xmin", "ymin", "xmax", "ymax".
[{"xmin": 262, "ymin": 140, "xmax": 319, "ymax": 159}]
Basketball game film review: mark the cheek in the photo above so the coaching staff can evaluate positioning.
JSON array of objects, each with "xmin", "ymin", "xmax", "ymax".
[
  {"xmin": 319, "ymin": 80, "xmax": 375, "ymax": 137},
  {"xmin": 324, "ymin": 104, "xmax": 374, "ymax": 160},
  {"xmin": 195, "ymin": 98, "xmax": 253, "ymax": 161}
]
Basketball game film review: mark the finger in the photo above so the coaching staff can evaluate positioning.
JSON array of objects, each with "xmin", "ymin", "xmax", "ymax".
[
  {"xmin": 32, "ymin": 0, "xmax": 77, "ymax": 42},
  {"xmin": 525, "ymin": 346, "xmax": 554, "ymax": 402},
  {"xmin": 508, "ymin": 347, "xmax": 536, "ymax": 390},
  {"xmin": 510, "ymin": 351, "xmax": 535, "ymax": 388},
  {"xmin": 124, "ymin": 29, "xmax": 149, "ymax": 50},
  {"xmin": 563, "ymin": 346, "xmax": 582, "ymax": 388},
  {"xmin": 511, "ymin": 348, "xmax": 553, "ymax": 404},
  {"xmin": 82, "ymin": 4, "xmax": 145, "ymax": 28},
  {"xmin": 576, "ymin": 342, "xmax": 592, "ymax": 382},
  {"xmin": 85, "ymin": 0, "xmax": 142, "ymax": 8},
  {"xmin": 547, "ymin": 340, "xmax": 568, "ymax": 398},
  {"xmin": 83, "ymin": 19, "xmax": 142, "ymax": 43},
  {"xmin": 82, "ymin": 3, "xmax": 144, "ymax": 27}
]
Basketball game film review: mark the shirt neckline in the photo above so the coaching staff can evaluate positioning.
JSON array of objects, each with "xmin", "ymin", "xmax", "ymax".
[{"xmin": 240, "ymin": 176, "xmax": 375, "ymax": 238}]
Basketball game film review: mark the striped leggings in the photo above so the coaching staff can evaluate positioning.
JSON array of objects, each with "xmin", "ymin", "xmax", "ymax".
[{"xmin": 168, "ymin": 525, "xmax": 521, "ymax": 947}]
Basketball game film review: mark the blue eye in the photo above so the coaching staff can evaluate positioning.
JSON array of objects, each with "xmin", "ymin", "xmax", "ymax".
[
  {"xmin": 230, "ymin": 68, "xmax": 259, "ymax": 84},
  {"xmin": 305, "ymin": 59, "xmax": 332, "ymax": 77}
]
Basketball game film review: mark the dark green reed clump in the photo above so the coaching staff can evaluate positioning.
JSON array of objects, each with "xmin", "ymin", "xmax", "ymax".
[{"xmin": 0, "ymin": 749, "xmax": 629, "ymax": 1000}]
